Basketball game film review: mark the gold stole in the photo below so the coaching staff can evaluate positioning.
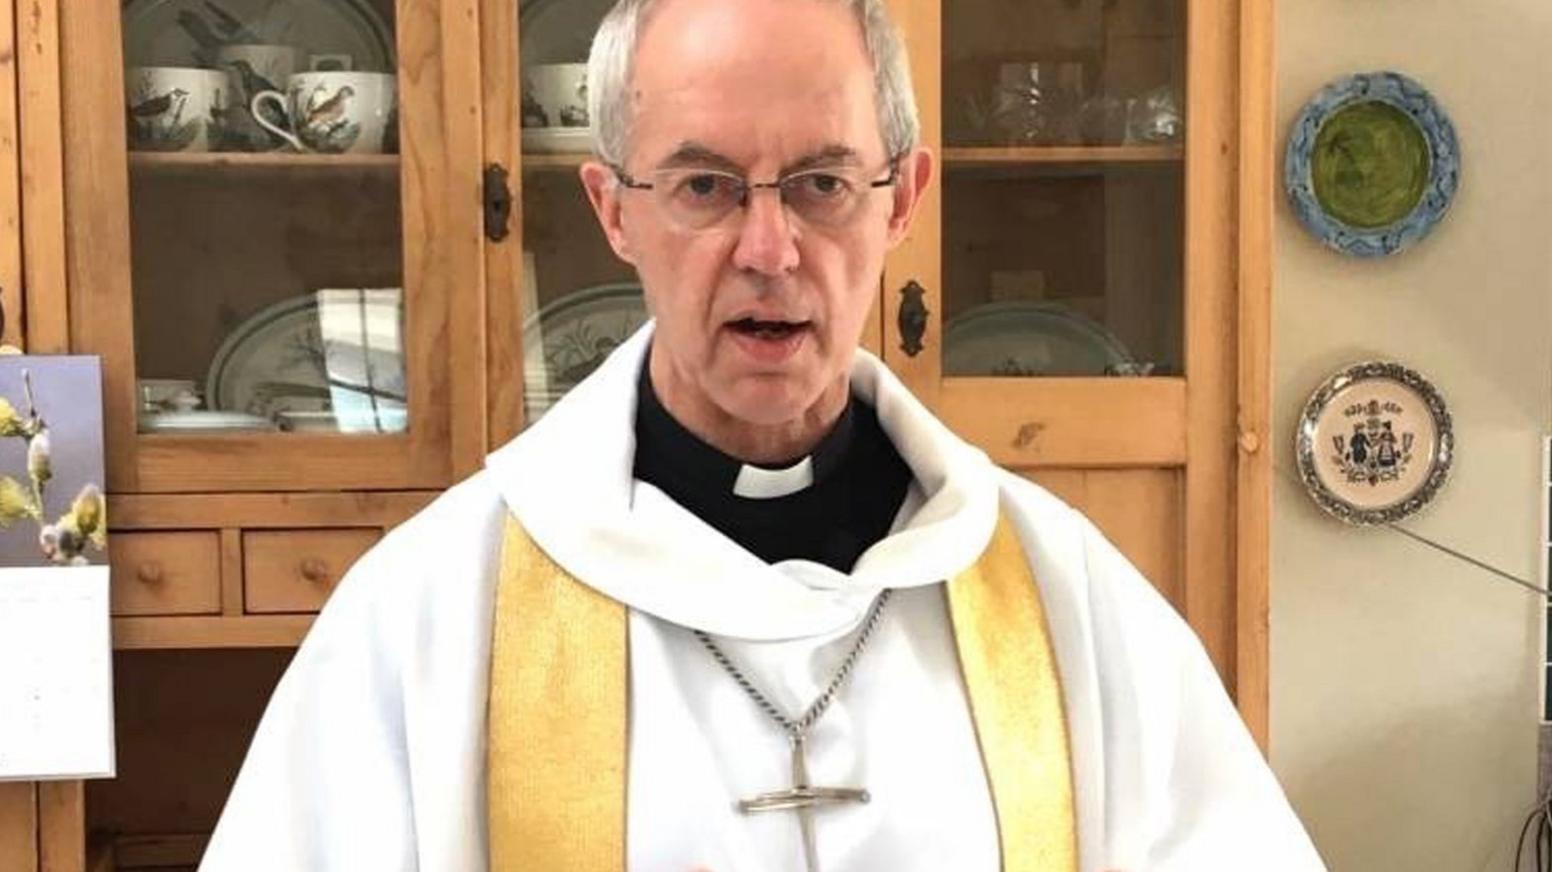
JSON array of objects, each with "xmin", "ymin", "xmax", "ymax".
[{"xmin": 487, "ymin": 514, "xmax": 1077, "ymax": 870}]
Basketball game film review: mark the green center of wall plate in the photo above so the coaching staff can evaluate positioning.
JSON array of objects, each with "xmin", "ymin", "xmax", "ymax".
[{"xmin": 1310, "ymin": 100, "xmax": 1431, "ymax": 229}]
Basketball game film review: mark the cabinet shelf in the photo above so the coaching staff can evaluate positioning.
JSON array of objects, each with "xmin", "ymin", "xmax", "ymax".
[
  {"xmin": 129, "ymin": 152, "xmax": 400, "ymax": 173},
  {"xmin": 943, "ymin": 145, "xmax": 1183, "ymax": 167},
  {"xmin": 522, "ymin": 151, "xmax": 591, "ymax": 170}
]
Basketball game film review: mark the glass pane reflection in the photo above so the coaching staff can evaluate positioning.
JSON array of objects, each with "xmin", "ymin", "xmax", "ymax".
[
  {"xmin": 517, "ymin": 0, "xmax": 644, "ymax": 425},
  {"xmin": 941, "ymin": 0, "xmax": 1186, "ymax": 377},
  {"xmin": 122, "ymin": 0, "xmax": 407, "ymax": 434}
]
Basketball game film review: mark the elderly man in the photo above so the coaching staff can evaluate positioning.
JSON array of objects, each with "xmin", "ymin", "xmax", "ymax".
[{"xmin": 202, "ymin": 0, "xmax": 1324, "ymax": 869}]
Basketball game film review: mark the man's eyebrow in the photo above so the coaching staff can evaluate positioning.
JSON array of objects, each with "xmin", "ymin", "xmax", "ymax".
[
  {"xmin": 655, "ymin": 142, "xmax": 744, "ymax": 172},
  {"xmin": 780, "ymin": 145, "xmax": 864, "ymax": 174},
  {"xmin": 653, "ymin": 142, "xmax": 864, "ymax": 174}
]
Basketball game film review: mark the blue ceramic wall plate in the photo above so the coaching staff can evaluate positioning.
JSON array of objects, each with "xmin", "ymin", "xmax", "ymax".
[{"xmin": 1285, "ymin": 71, "xmax": 1460, "ymax": 257}]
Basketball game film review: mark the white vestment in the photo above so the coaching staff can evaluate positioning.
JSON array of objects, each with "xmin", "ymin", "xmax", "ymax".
[{"xmin": 201, "ymin": 325, "xmax": 1325, "ymax": 871}]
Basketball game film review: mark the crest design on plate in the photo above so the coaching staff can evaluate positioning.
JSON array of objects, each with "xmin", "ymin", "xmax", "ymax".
[
  {"xmin": 1329, "ymin": 398, "xmax": 1414, "ymax": 486},
  {"xmin": 1295, "ymin": 360, "xmax": 1453, "ymax": 526}
]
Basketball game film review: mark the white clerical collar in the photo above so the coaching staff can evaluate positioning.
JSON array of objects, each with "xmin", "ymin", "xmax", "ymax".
[
  {"xmin": 732, "ymin": 457, "xmax": 814, "ymax": 499},
  {"xmin": 632, "ymin": 355, "xmax": 857, "ymax": 500},
  {"xmin": 484, "ymin": 321, "xmax": 1000, "ymax": 641}
]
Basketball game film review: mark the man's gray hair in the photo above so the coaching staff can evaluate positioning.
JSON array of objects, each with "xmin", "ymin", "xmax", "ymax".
[{"xmin": 585, "ymin": 0, "xmax": 921, "ymax": 167}]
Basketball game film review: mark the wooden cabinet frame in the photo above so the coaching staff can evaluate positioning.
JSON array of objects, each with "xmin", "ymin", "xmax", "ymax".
[
  {"xmin": 886, "ymin": 0, "xmax": 1274, "ymax": 745},
  {"xmin": 10, "ymin": 0, "xmax": 490, "ymax": 867},
  {"xmin": 0, "ymin": 1, "xmax": 62, "ymax": 868},
  {"xmin": 52, "ymin": 0, "xmax": 489, "ymax": 494}
]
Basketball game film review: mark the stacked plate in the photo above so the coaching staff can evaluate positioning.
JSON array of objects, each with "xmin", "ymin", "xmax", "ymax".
[
  {"xmin": 138, "ymin": 410, "xmax": 275, "ymax": 433},
  {"xmin": 201, "ymin": 288, "xmax": 406, "ymax": 433},
  {"xmin": 942, "ymin": 301, "xmax": 1136, "ymax": 377},
  {"xmin": 276, "ymin": 408, "xmax": 408, "ymax": 433},
  {"xmin": 522, "ymin": 283, "xmax": 648, "ymax": 421}
]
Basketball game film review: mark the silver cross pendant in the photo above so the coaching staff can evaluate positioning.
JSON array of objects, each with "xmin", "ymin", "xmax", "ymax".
[{"xmin": 737, "ymin": 734, "xmax": 869, "ymax": 872}]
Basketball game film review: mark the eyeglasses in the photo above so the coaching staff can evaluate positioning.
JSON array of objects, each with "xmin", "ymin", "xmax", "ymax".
[{"xmin": 610, "ymin": 156, "xmax": 901, "ymax": 232}]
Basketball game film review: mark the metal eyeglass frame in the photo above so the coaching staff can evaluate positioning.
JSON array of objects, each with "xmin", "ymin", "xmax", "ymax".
[{"xmin": 608, "ymin": 154, "xmax": 903, "ymax": 215}]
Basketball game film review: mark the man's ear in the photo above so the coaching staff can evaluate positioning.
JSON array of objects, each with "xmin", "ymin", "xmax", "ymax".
[
  {"xmin": 884, "ymin": 146, "xmax": 934, "ymax": 248},
  {"xmin": 580, "ymin": 161, "xmax": 636, "ymax": 265}
]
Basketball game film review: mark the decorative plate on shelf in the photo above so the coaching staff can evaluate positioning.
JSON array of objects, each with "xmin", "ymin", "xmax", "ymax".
[
  {"xmin": 522, "ymin": 283, "xmax": 648, "ymax": 420},
  {"xmin": 123, "ymin": 0, "xmax": 395, "ymax": 73},
  {"xmin": 138, "ymin": 409, "xmax": 275, "ymax": 433},
  {"xmin": 206, "ymin": 289, "xmax": 407, "ymax": 432},
  {"xmin": 1295, "ymin": 360, "xmax": 1453, "ymax": 526},
  {"xmin": 1285, "ymin": 71, "xmax": 1459, "ymax": 257},
  {"xmin": 942, "ymin": 301, "xmax": 1136, "ymax": 377},
  {"xmin": 276, "ymin": 408, "xmax": 407, "ymax": 432}
]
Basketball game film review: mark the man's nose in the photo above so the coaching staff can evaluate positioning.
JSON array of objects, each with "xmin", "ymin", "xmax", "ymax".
[{"xmin": 730, "ymin": 188, "xmax": 800, "ymax": 276}]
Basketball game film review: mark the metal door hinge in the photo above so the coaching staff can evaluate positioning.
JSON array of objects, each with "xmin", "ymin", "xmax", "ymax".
[{"xmin": 897, "ymin": 280, "xmax": 928, "ymax": 357}]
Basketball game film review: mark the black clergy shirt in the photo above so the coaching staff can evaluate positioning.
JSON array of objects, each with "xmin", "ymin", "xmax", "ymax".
[{"xmin": 632, "ymin": 363, "xmax": 912, "ymax": 573}]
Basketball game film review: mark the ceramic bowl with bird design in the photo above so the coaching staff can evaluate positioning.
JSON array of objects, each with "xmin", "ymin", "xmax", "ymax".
[
  {"xmin": 252, "ymin": 71, "xmax": 397, "ymax": 154},
  {"xmin": 125, "ymin": 66, "xmax": 230, "ymax": 152},
  {"xmin": 214, "ymin": 44, "xmax": 304, "ymax": 151}
]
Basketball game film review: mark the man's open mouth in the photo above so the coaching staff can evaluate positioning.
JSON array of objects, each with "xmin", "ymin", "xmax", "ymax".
[{"xmin": 727, "ymin": 318, "xmax": 810, "ymax": 340}]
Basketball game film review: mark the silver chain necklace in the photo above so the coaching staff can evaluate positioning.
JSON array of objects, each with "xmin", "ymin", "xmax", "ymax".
[{"xmin": 692, "ymin": 588, "xmax": 892, "ymax": 872}]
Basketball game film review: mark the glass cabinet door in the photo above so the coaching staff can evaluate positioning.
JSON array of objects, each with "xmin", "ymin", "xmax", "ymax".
[
  {"xmin": 510, "ymin": 0, "xmax": 643, "ymax": 427},
  {"xmin": 124, "ymin": 0, "xmax": 408, "ymax": 432},
  {"xmin": 934, "ymin": 0, "xmax": 1184, "ymax": 379},
  {"xmin": 497, "ymin": 0, "xmax": 1187, "ymax": 429},
  {"xmin": 877, "ymin": 0, "xmax": 1256, "ymax": 698},
  {"xmin": 873, "ymin": 0, "xmax": 1199, "ymax": 469},
  {"xmin": 62, "ymin": 0, "xmax": 483, "ymax": 491}
]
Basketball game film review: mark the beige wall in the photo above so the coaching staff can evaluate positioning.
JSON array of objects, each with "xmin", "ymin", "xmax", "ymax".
[{"xmin": 1271, "ymin": 1, "xmax": 1552, "ymax": 870}]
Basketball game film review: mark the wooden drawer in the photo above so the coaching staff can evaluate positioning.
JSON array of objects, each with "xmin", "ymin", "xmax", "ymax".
[
  {"xmin": 109, "ymin": 531, "xmax": 221, "ymax": 616},
  {"xmin": 243, "ymin": 528, "xmax": 381, "ymax": 614}
]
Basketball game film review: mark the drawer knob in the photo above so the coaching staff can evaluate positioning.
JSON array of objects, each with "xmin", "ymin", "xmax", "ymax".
[
  {"xmin": 135, "ymin": 562, "xmax": 164, "ymax": 584},
  {"xmin": 300, "ymin": 558, "xmax": 330, "ymax": 583}
]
